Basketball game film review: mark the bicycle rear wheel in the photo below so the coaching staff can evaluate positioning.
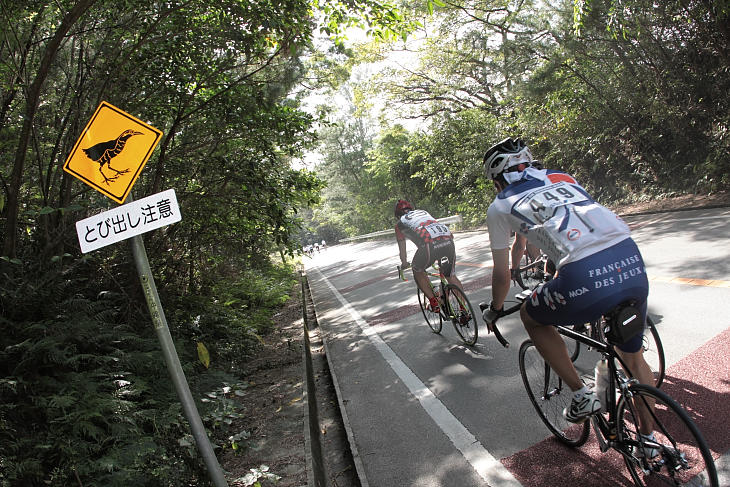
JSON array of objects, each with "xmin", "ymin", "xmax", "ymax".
[
  {"xmin": 518, "ymin": 340, "xmax": 590, "ymax": 447},
  {"xmin": 417, "ymin": 287, "xmax": 442, "ymax": 333},
  {"xmin": 617, "ymin": 384, "xmax": 718, "ymax": 486},
  {"xmin": 444, "ymin": 284, "xmax": 478, "ymax": 346},
  {"xmin": 594, "ymin": 316, "xmax": 666, "ymax": 388},
  {"xmin": 643, "ymin": 316, "xmax": 666, "ymax": 388}
]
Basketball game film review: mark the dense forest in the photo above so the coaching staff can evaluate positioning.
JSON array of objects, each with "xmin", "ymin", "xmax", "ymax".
[
  {"xmin": 306, "ymin": 0, "xmax": 730, "ymax": 240},
  {"xmin": 0, "ymin": 0, "xmax": 407, "ymax": 485},
  {"xmin": 1, "ymin": 0, "xmax": 728, "ymax": 485}
]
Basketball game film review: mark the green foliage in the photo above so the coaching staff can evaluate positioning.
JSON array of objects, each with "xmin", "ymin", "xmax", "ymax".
[
  {"xmin": 307, "ymin": 0, "xmax": 730, "ymax": 238},
  {"xmin": 314, "ymin": 0, "xmax": 419, "ymax": 43},
  {"xmin": 167, "ymin": 262, "xmax": 299, "ymax": 369},
  {"xmin": 508, "ymin": 0, "xmax": 730, "ymax": 201},
  {"xmin": 0, "ymin": 257, "xmax": 300, "ymax": 486},
  {"xmin": 1, "ymin": 0, "xmax": 391, "ymax": 480},
  {"xmin": 309, "ymin": 108, "xmax": 497, "ymax": 237},
  {"xmin": 0, "ymin": 263, "xmax": 191, "ymax": 485},
  {"xmin": 407, "ymin": 110, "xmax": 497, "ymax": 225}
]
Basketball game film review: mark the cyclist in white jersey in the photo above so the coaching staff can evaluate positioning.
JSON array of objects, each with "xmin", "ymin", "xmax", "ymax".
[
  {"xmin": 481, "ymin": 138, "xmax": 656, "ymax": 426},
  {"xmin": 394, "ymin": 199, "xmax": 464, "ymax": 313}
]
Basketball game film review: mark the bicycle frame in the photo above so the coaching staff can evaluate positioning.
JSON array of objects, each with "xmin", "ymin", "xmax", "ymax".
[
  {"xmin": 520, "ymin": 254, "xmax": 547, "ymax": 273},
  {"xmin": 399, "ymin": 259, "xmax": 479, "ymax": 344},
  {"xmin": 397, "ymin": 261, "xmax": 447, "ymax": 286},
  {"xmin": 515, "ymin": 294, "xmax": 716, "ymax": 485},
  {"xmin": 426, "ymin": 261, "xmax": 447, "ymax": 283},
  {"xmin": 555, "ymin": 325, "xmax": 626, "ymax": 446},
  {"xmin": 421, "ymin": 260, "xmax": 451, "ymax": 306},
  {"xmin": 558, "ymin": 324, "xmax": 672, "ymax": 459},
  {"xmin": 397, "ymin": 261, "xmax": 450, "ymax": 318}
]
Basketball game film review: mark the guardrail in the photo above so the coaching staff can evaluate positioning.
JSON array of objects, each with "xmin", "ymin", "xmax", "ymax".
[{"xmin": 340, "ymin": 215, "xmax": 463, "ymax": 243}]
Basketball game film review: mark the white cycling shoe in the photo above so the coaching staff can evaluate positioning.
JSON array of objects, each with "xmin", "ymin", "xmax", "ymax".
[{"xmin": 564, "ymin": 390, "xmax": 602, "ymax": 423}]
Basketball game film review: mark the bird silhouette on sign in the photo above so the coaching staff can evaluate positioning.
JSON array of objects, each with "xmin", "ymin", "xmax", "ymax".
[{"xmin": 82, "ymin": 129, "xmax": 143, "ymax": 185}]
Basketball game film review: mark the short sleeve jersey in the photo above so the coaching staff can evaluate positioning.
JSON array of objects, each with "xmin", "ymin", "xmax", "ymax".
[
  {"xmin": 395, "ymin": 209, "xmax": 453, "ymax": 247},
  {"xmin": 487, "ymin": 168, "xmax": 630, "ymax": 269}
]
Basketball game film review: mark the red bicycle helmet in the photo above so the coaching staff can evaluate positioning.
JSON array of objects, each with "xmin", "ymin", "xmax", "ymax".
[{"xmin": 394, "ymin": 199, "xmax": 413, "ymax": 218}]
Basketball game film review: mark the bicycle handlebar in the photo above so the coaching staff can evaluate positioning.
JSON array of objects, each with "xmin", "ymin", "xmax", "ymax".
[
  {"xmin": 478, "ymin": 290, "xmax": 531, "ymax": 348},
  {"xmin": 478, "ymin": 302, "xmax": 513, "ymax": 348}
]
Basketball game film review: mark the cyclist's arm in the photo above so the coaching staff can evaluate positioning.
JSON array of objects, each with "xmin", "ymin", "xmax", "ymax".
[
  {"xmin": 397, "ymin": 237, "xmax": 408, "ymax": 267},
  {"xmin": 510, "ymin": 233, "xmax": 527, "ymax": 270},
  {"xmin": 490, "ymin": 247, "xmax": 511, "ymax": 310}
]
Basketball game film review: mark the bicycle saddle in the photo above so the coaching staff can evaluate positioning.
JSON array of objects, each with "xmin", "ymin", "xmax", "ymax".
[{"xmin": 602, "ymin": 301, "xmax": 643, "ymax": 345}]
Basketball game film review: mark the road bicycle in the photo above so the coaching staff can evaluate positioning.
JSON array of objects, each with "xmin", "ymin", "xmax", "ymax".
[
  {"xmin": 487, "ymin": 291, "xmax": 718, "ymax": 486},
  {"xmin": 513, "ymin": 252, "xmax": 551, "ymax": 291},
  {"xmin": 397, "ymin": 258, "xmax": 478, "ymax": 346}
]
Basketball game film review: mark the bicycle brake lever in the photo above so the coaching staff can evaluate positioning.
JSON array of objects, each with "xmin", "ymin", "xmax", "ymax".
[
  {"xmin": 491, "ymin": 323, "xmax": 510, "ymax": 348},
  {"xmin": 478, "ymin": 302, "xmax": 510, "ymax": 348}
]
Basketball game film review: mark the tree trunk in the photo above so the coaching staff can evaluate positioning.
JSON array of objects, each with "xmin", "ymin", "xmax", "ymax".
[{"xmin": 2, "ymin": 0, "xmax": 98, "ymax": 259}]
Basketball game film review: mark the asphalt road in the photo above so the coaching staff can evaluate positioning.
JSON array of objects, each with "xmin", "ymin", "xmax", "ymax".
[{"xmin": 305, "ymin": 207, "xmax": 730, "ymax": 487}]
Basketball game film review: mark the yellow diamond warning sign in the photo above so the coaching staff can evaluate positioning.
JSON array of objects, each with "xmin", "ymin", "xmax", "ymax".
[{"xmin": 63, "ymin": 101, "xmax": 162, "ymax": 204}]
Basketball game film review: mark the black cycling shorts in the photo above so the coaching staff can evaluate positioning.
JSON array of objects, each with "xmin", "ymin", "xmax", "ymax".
[
  {"xmin": 412, "ymin": 239, "xmax": 456, "ymax": 277},
  {"xmin": 525, "ymin": 238, "xmax": 648, "ymax": 353}
]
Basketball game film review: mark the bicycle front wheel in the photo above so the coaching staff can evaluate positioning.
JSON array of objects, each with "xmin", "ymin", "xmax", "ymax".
[
  {"xmin": 515, "ymin": 260, "xmax": 545, "ymax": 290},
  {"xmin": 617, "ymin": 383, "xmax": 718, "ymax": 487},
  {"xmin": 566, "ymin": 322, "xmax": 590, "ymax": 362},
  {"xmin": 518, "ymin": 340, "xmax": 590, "ymax": 447},
  {"xmin": 417, "ymin": 287, "xmax": 442, "ymax": 333},
  {"xmin": 444, "ymin": 284, "xmax": 478, "ymax": 346}
]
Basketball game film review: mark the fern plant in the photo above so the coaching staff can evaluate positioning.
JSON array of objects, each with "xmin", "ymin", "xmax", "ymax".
[{"xmin": 0, "ymin": 252, "xmax": 299, "ymax": 486}]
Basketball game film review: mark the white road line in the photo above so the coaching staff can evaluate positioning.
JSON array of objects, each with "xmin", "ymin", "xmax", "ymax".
[{"xmin": 313, "ymin": 266, "xmax": 521, "ymax": 487}]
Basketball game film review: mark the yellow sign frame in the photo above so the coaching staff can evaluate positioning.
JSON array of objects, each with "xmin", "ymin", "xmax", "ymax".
[{"xmin": 63, "ymin": 101, "xmax": 162, "ymax": 204}]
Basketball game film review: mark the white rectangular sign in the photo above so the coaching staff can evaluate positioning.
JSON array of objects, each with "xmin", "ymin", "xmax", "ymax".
[{"xmin": 76, "ymin": 188, "xmax": 181, "ymax": 253}]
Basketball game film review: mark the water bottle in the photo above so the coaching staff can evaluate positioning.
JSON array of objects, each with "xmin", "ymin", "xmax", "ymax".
[{"xmin": 594, "ymin": 359, "xmax": 610, "ymax": 413}]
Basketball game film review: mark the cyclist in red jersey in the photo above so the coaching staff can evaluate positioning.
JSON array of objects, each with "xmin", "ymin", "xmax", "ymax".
[
  {"xmin": 395, "ymin": 200, "xmax": 464, "ymax": 313},
  {"xmin": 481, "ymin": 138, "xmax": 656, "ymax": 430}
]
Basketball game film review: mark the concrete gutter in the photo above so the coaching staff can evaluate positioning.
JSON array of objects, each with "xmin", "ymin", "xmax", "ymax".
[{"xmin": 301, "ymin": 271, "xmax": 327, "ymax": 487}]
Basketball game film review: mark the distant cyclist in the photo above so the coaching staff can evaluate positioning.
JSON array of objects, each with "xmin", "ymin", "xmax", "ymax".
[
  {"xmin": 510, "ymin": 233, "xmax": 541, "ymax": 278},
  {"xmin": 481, "ymin": 138, "xmax": 656, "ymax": 430},
  {"xmin": 510, "ymin": 233, "xmax": 555, "ymax": 281},
  {"xmin": 394, "ymin": 200, "xmax": 464, "ymax": 313}
]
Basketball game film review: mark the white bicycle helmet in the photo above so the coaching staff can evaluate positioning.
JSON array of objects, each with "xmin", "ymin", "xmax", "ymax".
[{"xmin": 483, "ymin": 137, "xmax": 534, "ymax": 182}]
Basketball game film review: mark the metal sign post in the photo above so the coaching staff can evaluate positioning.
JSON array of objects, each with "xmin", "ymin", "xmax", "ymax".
[
  {"xmin": 65, "ymin": 103, "xmax": 228, "ymax": 486},
  {"xmin": 129, "ymin": 228, "xmax": 228, "ymax": 487}
]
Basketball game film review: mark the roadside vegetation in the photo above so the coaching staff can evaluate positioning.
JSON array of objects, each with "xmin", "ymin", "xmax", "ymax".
[
  {"xmin": 0, "ymin": 0, "xmax": 406, "ymax": 485},
  {"xmin": 0, "ymin": 0, "xmax": 728, "ymax": 485},
  {"xmin": 307, "ymin": 0, "xmax": 730, "ymax": 237}
]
